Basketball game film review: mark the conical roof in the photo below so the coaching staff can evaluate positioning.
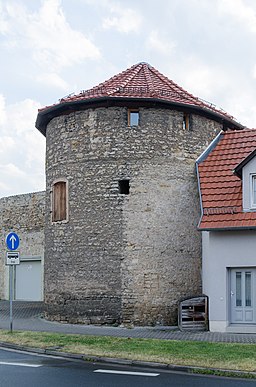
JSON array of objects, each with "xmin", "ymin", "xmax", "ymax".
[
  {"xmin": 36, "ymin": 62, "xmax": 243, "ymax": 134},
  {"xmin": 58, "ymin": 62, "xmax": 233, "ymax": 115}
]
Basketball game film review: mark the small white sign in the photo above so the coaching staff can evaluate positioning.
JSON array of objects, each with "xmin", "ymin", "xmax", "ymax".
[{"xmin": 6, "ymin": 251, "xmax": 20, "ymax": 265}]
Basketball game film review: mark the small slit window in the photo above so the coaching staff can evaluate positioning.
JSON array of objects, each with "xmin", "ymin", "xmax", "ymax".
[
  {"xmin": 183, "ymin": 113, "xmax": 190, "ymax": 130},
  {"xmin": 52, "ymin": 180, "xmax": 68, "ymax": 222},
  {"xmin": 128, "ymin": 109, "xmax": 139, "ymax": 126},
  {"xmin": 119, "ymin": 179, "xmax": 130, "ymax": 195}
]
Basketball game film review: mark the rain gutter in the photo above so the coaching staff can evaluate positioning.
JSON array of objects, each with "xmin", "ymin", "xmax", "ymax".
[{"xmin": 36, "ymin": 97, "xmax": 244, "ymax": 136}]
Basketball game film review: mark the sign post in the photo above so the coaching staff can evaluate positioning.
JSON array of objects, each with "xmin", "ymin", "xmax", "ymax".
[
  {"xmin": 9, "ymin": 265, "xmax": 14, "ymax": 332},
  {"xmin": 6, "ymin": 232, "xmax": 20, "ymax": 333}
]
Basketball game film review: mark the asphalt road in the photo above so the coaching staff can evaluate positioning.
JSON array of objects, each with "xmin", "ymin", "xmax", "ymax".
[{"xmin": 0, "ymin": 347, "xmax": 255, "ymax": 387}]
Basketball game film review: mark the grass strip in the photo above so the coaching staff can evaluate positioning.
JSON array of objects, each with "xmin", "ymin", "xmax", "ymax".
[
  {"xmin": 0, "ymin": 330, "xmax": 255, "ymax": 374},
  {"xmin": 191, "ymin": 368, "xmax": 256, "ymax": 379}
]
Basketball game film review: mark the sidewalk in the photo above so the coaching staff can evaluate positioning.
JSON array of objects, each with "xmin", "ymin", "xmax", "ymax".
[{"xmin": 1, "ymin": 301, "xmax": 256, "ymax": 343}]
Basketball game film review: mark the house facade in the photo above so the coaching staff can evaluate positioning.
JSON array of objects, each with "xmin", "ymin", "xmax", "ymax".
[
  {"xmin": 34, "ymin": 62, "xmax": 243, "ymax": 326},
  {"xmin": 197, "ymin": 129, "xmax": 256, "ymax": 333}
]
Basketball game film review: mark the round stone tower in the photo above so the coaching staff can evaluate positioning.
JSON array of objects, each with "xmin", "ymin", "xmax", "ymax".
[{"xmin": 36, "ymin": 63, "xmax": 243, "ymax": 325}]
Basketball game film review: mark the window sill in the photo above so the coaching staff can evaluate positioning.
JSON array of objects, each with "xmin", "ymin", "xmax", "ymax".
[{"xmin": 51, "ymin": 219, "xmax": 69, "ymax": 224}]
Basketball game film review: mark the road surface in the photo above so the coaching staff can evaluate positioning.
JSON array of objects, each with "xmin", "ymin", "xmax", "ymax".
[{"xmin": 0, "ymin": 347, "xmax": 254, "ymax": 386}]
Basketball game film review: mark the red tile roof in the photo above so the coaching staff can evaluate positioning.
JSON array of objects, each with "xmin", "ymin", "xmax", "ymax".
[
  {"xmin": 51, "ymin": 63, "xmax": 233, "ymax": 118},
  {"xmin": 198, "ymin": 129, "xmax": 256, "ymax": 230},
  {"xmin": 36, "ymin": 62, "xmax": 243, "ymax": 134}
]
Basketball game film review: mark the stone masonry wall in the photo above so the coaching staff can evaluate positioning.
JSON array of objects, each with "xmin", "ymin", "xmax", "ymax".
[
  {"xmin": 44, "ymin": 106, "xmax": 222, "ymax": 324},
  {"xmin": 0, "ymin": 192, "xmax": 45, "ymax": 299}
]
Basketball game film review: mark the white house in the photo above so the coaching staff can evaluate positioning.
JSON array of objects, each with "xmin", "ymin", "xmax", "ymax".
[{"xmin": 197, "ymin": 129, "xmax": 256, "ymax": 333}]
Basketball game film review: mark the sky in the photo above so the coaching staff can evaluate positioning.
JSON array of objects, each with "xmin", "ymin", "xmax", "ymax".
[{"xmin": 1, "ymin": 0, "xmax": 256, "ymax": 198}]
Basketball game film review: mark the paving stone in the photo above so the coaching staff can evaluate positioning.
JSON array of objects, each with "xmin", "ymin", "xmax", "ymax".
[{"xmin": 0, "ymin": 301, "xmax": 255, "ymax": 343}]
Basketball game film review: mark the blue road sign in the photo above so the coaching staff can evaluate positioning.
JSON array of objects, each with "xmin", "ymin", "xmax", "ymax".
[{"xmin": 6, "ymin": 232, "xmax": 20, "ymax": 251}]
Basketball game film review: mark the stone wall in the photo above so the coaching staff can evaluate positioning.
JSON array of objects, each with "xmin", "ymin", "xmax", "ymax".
[
  {"xmin": 44, "ymin": 106, "xmax": 222, "ymax": 324},
  {"xmin": 0, "ymin": 192, "xmax": 45, "ymax": 299}
]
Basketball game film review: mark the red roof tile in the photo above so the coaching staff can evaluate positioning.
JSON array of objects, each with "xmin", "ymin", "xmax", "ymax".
[
  {"xmin": 37, "ymin": 63, "xmax": 243, "ymax": 128},
  {"xmin": 36, "ymin": 63, "xmax": 245, "ymax": 136},
  {"xmin": 198, "ymin": 129, "xmax": 256, "ymax": 230}
]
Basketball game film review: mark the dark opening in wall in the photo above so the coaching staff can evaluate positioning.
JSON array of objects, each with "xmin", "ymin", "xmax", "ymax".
[
  {"xmin": 119, "ymin": 179, "xmax": 130, "ymax": 195},
  {"xmin": 183, "ymin": 113, "xmax": 191, "ymax": 130}
]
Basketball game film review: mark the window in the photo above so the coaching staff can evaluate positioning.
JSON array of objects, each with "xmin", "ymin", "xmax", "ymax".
[
  {"xmin": 52, "ymin": 180, "xmax": 68, "ymax": 222},
  {"xmin": 119, "ymin": 179, "xmax": 130, "ymax": 195},
  {"xmin": 183, "ymin": 113, "xmax": 190, "ymax": 130},
  {"xmin": 235, "ymin": 272, "xmax": 242, "ymax": 307},
  {"xmin": 245, "ymin": 272, "xmax": 252, "ymax": 307},
  {"xmin": 251, "ymin": 175, "xmax": 256, "ymax": 208},
  {"xmin": 128, "ymin": 109, "xmax": 139, "ymax": 126}
]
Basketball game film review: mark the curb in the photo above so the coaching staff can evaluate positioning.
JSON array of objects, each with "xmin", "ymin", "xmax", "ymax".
[{"xmin": 0, "ymin": 340, "xmax": 255, "ymax": 379}]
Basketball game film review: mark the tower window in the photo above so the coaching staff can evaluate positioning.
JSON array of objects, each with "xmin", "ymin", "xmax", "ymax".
[
  {"xmin": 52, "ymin": 180, "xmax": 68, "ymax": 222},
  {"xmin": 128, "ymin": 109, "xmax": 139, "ymax": 126},
  {"xmin": 119, "ymin": 179, "xmax": 130, "ymax": 195},
  {"xmin": 183, "ymin": 113, "xmax": 191, "ymax": 130}
]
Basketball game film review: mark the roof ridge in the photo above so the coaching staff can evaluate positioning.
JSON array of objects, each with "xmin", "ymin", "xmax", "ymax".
[
  {"xmin": 114, "ymin": 62, "xmax": 144, "ymax": 90},
  {"xmin": 144, "ymin": 65, "xmax": 235, "ymax": 119},
  {"xmin": 162, "ymin": 73, "xmax": 195, "ymax": 97},
  {"xmin": 142, "ymin": 63, "xmax": 155, "ymax": 92},
  {"xmin": 148, "ymin": 64, "xmax": 202, "ymax": 103}
]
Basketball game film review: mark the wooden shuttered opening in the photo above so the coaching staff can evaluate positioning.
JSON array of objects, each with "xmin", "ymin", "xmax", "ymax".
[{"xmin": 52, "ymin": 181, "xmax": 67, "ymax": 222}]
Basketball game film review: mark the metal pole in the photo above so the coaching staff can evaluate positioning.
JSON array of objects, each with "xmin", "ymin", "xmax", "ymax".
[{"xmin": 9, "ymin": 265, "xmax": 13, "ymax": 333}]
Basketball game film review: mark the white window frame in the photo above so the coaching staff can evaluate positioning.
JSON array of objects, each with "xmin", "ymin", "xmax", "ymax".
[{"xmin": 250, "ymin": 174, "xmax": 256, "ymax": 209}]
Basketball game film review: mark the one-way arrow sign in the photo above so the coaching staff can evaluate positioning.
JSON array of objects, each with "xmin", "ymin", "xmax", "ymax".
[{"xmin": 6, "ymin": 232, "xmax": 20, "ymax": 251}]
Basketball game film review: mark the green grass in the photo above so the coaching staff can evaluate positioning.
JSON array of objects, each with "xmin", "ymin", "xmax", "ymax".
[{"xmin": 0, "ymin": 330, "xmax": 255, "ymax": 374}]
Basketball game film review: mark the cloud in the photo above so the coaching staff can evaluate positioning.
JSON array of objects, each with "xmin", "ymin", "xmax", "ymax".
[
  {"xmin": 0, "ymin": 180, "xmax": 9, "ymax": 192},
  {"xmin": 224, "ymin": 90, "xmax": 256, "ymax": 128},
  {"xmin": 5, "ymin": 99, "xmax": 40, "ymax": 134},
  {"xmin": 0, "ymin": 94, "xmax": 6, "ymax": 126},
  {"xmin": 102, "ymin": 1, "xmax": 142, "ymax": 33},
  {"xmin": 252, "ymin": 64, "xmax": 256, "ymax": 80},
  {"xmin": 0, "ymin": 136, "xmax": 15, "ymax": 154},
  {"xmin": 0, "ymin": 98, "xmax": 45, "ymax": 197},
  {"xmin": 168, "ymin": 57, "xmax": 228, "ymax": 101},
  {"xmin": 0, "ymin": 2, "xmax": 9, "ymax": 34},
  {"xmin": 146, "ymin": 30, "xmax": 176, "ymax": 55},
  {"xmin": 36, "ymin": 72, "xmax": 69, "ymax": 91},
  {"xmin": 217, "ymin": 0, "xmax": 256, "ymax": 33},
  {"xmin": 0, "ymin": 162, "xmax": 39, "ymax": 198},
  {"xmin": 172, "ymin": 55, "xmax": 256, "ymax": 128},
  {"xmin": 0, "ymin": 163, "xmax": 26, "ymax": 178},
  {"xmin": 1, "ymin": 0, "xmax": 100, "ymax": 71}
]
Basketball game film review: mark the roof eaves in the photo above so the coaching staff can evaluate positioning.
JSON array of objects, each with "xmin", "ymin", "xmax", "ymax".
[
  {"xmin": 199, "ymin": 107, "xmax": 244, "ymax": 130},
  {"xmin": 198, "ymin": 225, "xmax": 256, "ymax": 231},
  {"xmin": 36, "ymin": 96, "xmax": 244, "ymax": 136}
]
